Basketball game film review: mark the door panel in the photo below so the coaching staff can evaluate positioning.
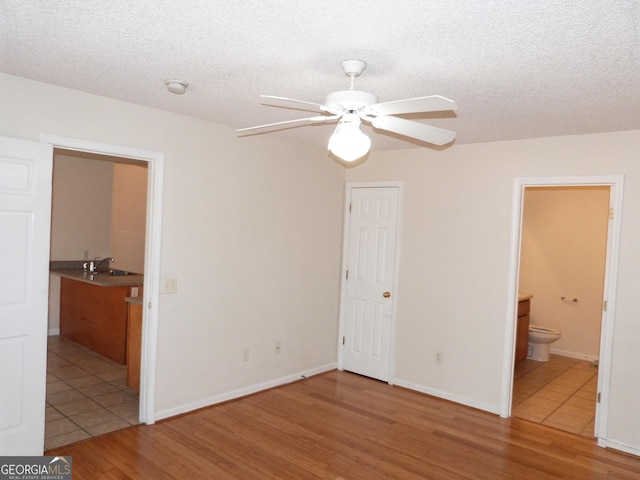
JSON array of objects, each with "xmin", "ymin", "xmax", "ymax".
[
  {"xmin": 0, "ymin": 136, "xmax": 52, "ymax": 454},
  {"xmin": 342, "ymin": 186, "xmax": 400, "ymax": 381}
]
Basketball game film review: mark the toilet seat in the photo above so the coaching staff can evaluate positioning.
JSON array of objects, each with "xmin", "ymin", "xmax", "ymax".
[{"xmin": 529, "ymin": 324, "xmax": 559, "ymax": 334}]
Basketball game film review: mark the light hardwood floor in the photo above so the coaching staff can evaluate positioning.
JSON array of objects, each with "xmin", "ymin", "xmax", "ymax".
[{"xmin": 46, "ymin": 370, "xmax": 640, "ymax": 479}]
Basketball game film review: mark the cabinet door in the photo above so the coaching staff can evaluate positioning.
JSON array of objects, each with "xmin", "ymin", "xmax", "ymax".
[
  {"xmin": 516, "ymin": 314, "xmax": 530, "ymax": 363},
  {"xmin": 127, "ymin": 302, "xmax": 142, "ymax": 393},
  {"xmin": 60, "ymin": 278, "xmax": 129, "ymax": 364}
]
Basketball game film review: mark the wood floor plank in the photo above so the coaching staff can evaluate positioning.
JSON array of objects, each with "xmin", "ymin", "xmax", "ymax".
[{"xmin": 46, "ymin": 370, "xmax": 640, "ymax": 479}]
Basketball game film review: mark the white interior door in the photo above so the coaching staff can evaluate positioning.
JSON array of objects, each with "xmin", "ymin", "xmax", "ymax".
[
  {"xmin": 341, "ymin": 186, "xmax": 400, "ymax": 382},
  {"xmin": 0, "ymin": 136, "xmax": 52, "ymax": 454}
]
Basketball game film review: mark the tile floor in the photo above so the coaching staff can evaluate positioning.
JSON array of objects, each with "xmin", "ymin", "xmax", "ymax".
[
  {"xmin": 45, "ymin": 335, "xmax": 140, "ymax": 450},
  {"xmin": 512, "ymin": 354, "xmax": 598, "ymax": 437}
]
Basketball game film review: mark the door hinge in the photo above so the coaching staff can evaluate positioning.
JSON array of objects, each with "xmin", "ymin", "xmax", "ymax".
[
  {"xmin": 603, "ymin": 300, "xmax": 608, "ymax": 312},
  {"xmin": 349, "ymin": 203, "xmax": 352, "ymax": 213},
  {"xmin": 342, "ymin": 336, "xmax": 345, "ymax": 345},
  {"xmin": 609, "ymin": 207, "xmax": 614, "ymax": 220},
  {"xmin": 345, "ymin": 270, "xmax": 349, "ymax": 280},
  {"xmin": 597, "ymin": 392, "xmax": 601, "ymax": 403}
]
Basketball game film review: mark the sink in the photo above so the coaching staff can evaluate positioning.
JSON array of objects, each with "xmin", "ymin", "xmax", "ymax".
[
  {"xmin": 77, "ymin": 269, "xmax": 140, "ymax": 277},
  {"xmin": 109, "ymin": 269, "xmax": 138, "ymax": 276}
]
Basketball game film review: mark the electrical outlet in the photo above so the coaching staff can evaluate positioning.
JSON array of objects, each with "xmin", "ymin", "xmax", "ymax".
[
  {"xmin": 275, "ymin": 341, "xmax": 282, "ymax": 355},
  {"xmin": 242, "ymin": 348, "xmax": 250, "ymax": 362},
  {"xmin": 434, "ymin": 351, "xmax": 443, "ymax": 364},
  {"xmin": 131, "ymin": 287, "xmax": 139, "ymax": 297},
  {"xmin": 162, "ymin": 278, "xmax": 178, "ymax": 294},
  {"xmin": 82, "ymin": 249, "xmax": 89, "ymax": 260}
]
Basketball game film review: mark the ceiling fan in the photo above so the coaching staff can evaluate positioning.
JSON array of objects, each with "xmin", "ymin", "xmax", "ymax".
[{"xmin": 237, "ymin": 59, "xmax": 458, "ymax": 162}]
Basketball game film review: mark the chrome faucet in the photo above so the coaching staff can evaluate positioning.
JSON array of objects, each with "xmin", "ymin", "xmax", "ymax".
[{"xmin": 83, "ymin": 257, "xmax": 114, "ymax": 273}]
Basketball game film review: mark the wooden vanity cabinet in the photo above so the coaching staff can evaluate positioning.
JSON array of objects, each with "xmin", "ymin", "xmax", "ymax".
[
  {"xmin": 126, "ymin": 300, "xmax": 143, "ymax": 393},
  {"xmin": 60, "ymin": 278, "xmax": 131, "ymax": 364},
  {"xmin": 515, "ymin": 299, "xmax": 531, "ymax": 364}
]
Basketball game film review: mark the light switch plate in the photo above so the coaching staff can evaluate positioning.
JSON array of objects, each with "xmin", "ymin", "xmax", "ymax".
[{"xmin": 162, "ymin": 278, "xmax": 178, "ymax": 294}]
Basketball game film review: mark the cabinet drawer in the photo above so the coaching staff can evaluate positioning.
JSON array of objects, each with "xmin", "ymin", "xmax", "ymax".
[{"xmin": 518, "ymin": 299, "xmax": 530, "ymax": 316}]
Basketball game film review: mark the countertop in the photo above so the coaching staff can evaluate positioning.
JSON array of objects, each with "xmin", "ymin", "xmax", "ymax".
[
  {"xmin": 518, "ymin": 293, "xmax": 533, "ymax": 302},
  {"xmin": 50, "ymin": 262, "xmax": 144, "ymax": 287}
]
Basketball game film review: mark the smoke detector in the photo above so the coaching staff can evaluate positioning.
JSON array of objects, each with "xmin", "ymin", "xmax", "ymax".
[{"xmin": 165, "ymin": 79, "xmax": 189, "ymax": 95}]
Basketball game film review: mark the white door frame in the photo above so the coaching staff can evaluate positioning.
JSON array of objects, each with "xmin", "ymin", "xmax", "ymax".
[
  {"xmin": 337, "ymin": 181, "xmax": 403, "ymax": 384},
  {"xmin": 40, "ymin": 134, "xmax": 163, "ymax": 424},
  {"xmin": 500, "ymin": 175, "xmax": 624, "ymax": 445}
]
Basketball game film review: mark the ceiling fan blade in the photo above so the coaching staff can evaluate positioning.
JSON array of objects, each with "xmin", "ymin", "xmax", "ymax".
[
  {"xmin": 260, "ymin": 95, "xmax": 343, "ymax": 115},
  {"xmin": 371, "ymin": 116, "xmax": 456, "ymax": 146},
  {"xmin": 236, "ymin": 114, "xmax": 341, "ymax": 136},
  {"xmin": 260, "ymin": 95, "xmax": 324, "ymax": 112},
  {"xmin": 364, "ymin": 95, "xmax": 457, "ymax": 116}
]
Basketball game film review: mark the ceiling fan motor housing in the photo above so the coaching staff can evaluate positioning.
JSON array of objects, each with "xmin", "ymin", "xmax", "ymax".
[{"xmin": 324, "ymin": 90, "xmax": 379, "ymax": 111}]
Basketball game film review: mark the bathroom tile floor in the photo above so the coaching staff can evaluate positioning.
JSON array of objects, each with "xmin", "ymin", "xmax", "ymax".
[
  {"xmin": 45, "ymin": 335, "xmax": 140, "ymax": 450},
  {"xmin": 512, "ymin": 354, "xmax": 598, "ymax": 437}
]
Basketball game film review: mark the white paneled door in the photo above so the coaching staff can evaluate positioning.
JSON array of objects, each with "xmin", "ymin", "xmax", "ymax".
[
  {"xmin": 0, "ymin": 136, "xmax": 52, "ymax": 454},
  {"xmin": 342, "ymin": 186, "xmax": 400, "ymax": 382}
]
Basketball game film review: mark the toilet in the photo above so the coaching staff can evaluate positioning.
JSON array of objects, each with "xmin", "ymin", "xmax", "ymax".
[{"xmin": 528, "ymin": 325, "xmax": 561, "ymax": 362}]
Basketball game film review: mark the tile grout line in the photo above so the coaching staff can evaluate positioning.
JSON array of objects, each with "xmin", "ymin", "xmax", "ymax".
[
  {"xmin": 512, "ymin": 356, "xmax": 597, "ymax": 435},
  {"xmin": 45, "ymin": 336, "xmax": 140, "ymax": 448}
]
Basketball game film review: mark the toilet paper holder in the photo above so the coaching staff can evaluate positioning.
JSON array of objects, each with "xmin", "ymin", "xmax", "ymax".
[{"xmin": 560, "ymin": 296, "xmax": 578, "ymax": 303}]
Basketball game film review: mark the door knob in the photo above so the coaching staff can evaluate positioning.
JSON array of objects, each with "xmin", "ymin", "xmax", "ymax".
[{"xmin": 383, "ymin": 291, "xmax": 391, "ymax": 298}]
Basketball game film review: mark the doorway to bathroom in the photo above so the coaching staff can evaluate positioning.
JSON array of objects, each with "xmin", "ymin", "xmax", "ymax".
[
  {"xmin": 45, "ymin": 148, "xmax": 148, "ymax": 450},
  {"xmin": 41, "ymin": 134, "xmax": 164, "ymax": 448},
  {"xmin": 501, "ymin": 175, "xmax": 624, "ymax": 447},
  {"xmin": 512, "ymin": 185, "xmax": 609, "ymax": 437}
]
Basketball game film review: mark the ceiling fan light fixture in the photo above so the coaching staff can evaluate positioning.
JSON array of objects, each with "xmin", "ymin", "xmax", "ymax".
[
  {"xmin": 165, "ymin": 79, "xmax": 189, "ymax": 95},
  {"xmin": 237, "ymin": 59, "xmax": 458, "ymax": 163},
  {"xmin": 328, "ymin": 113, "xmax": 371, "ymax": 162}
]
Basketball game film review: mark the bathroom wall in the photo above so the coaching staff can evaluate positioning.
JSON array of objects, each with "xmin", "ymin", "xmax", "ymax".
[
  {"xmin": 111, "ymin": 162, "xmax": 148, "ymax": 273},
  {"xmin": 50, "ymin": 153, "xmax": 113, "ymax": 260},
  {"xmin": 519, "ymin": 186, "xmax": 610, "ymax": 360},
  {"xmin": 50, "ymin": 152, "xmax": 147, "ymax": 271}
]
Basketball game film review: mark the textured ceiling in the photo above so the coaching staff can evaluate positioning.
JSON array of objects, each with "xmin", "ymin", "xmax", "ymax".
[{"xmin": 1, "ymin": 1, "xmax": 639, "ymax": 152}]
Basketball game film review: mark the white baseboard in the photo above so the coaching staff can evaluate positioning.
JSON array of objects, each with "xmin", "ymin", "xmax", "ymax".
[
  {"xmin": 550, "ymin": 348, "xmax": 599, "ymax": 362},
  {"xmin": 155, "ymin": 362, "xmax": 337, "ymax": 421},
  {"xmin": 598, "ymin": 437, "xmax": 640, "ymax": 457},
  {"xmin": 391, "ymin": 377, "xmax": 501, "ymax": 415},
  {"xmin": 48, "ymin": 328, "xmax": 60, "ymax": 336}
]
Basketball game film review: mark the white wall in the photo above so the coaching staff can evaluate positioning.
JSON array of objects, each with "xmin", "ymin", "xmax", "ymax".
[
  {"xmin": 519, "ymin": 187, "xmax": 609, "ymax": 360},
  {"xmin": 346, "ymin": 130, "xmax": 640, "ymax": 453},
  {"xmin": 51, "ymin": 155, "xmax": 147, "ymax": 271},
  {"xmin": 111, "ymin": 162, "xmax": 147, "ymax": 273},
  {"xmin": 1, "ymin": 73, "xmax": 345, "ymax": 416},
  {"xmin": 50, "ymin": 154, "xmax": 113, "ymax": 260}
]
